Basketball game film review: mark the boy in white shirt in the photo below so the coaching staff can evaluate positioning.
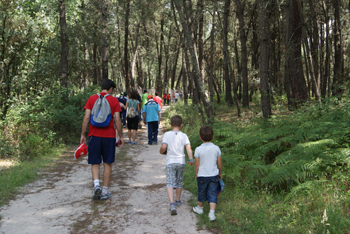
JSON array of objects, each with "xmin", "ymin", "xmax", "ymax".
[
  {"xmin": 159, "ymin": 115, "xmax": 194, "ymax": 215},
  {"xmin": 193, "ymin": 126, "xmax": 223, "ymax": 221}
]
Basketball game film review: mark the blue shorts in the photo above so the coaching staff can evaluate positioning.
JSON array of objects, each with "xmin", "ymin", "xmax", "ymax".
[
  {"xmin": 88, "ymin": 136, "xmax": 116, "ymax": 164},
  {"xmin": 197, "ymin": 176, "xmax": 219, "ymax": 204}
]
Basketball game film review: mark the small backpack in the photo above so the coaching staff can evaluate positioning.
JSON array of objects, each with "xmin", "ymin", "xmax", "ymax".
[
  {"xmin": 127, "ymin": 100, "xmax": 136, "ymax": 118},
  {"xmin": 90, "ymin": 94, "xmax": 112, "ymax": 127}
]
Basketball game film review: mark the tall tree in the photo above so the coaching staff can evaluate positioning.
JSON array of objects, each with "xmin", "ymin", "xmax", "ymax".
[
  {"xmin": 258, "ymin": 0, "xmax": 272, "ymax": 119},
  {"xmin": 234, "ymin": 0, "xmax": 249, "ymax": 108},
  {"xmin": 124, "ymin": 0, "xmax": 131, "ymax": 92},
  {"xmin": 223, "ymin": 0, "xmax": 234, "ymax": 106},
  {"xmin": 101, "ymin": 0, "xmax": 108, "ymax": 80},
  {"xmin": 285, "ymin": 0, "xmax": 309, "ymax": 109},
  {"xmin": 331, "ymin": 0, "xmax": 343, "ymax": 97},
  {"xmin": 173, "ymin": 0, "xmax": 214, "ymax": 122},
  {"xmin": 59, "ymin": 0, "xmax": 68, "ymax": 90}
]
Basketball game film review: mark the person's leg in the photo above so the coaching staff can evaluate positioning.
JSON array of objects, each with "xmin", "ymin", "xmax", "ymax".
[
  {"xmin": 91, "ymin": 164, "xmax": 100, "ymax": 180},
  {"xmin": 151, "ymin": 121, "xmax": 159, "ymax": 143},
  {"xmin": 100, "ymin": 138, "xmax": 115, "ymax": 200},
  {"xmin": 209, "ymin": 202, "xmax": 216, "ymax": 210},
  {"xmin": 175, "ymin": 164, "xmax": 185, "ymax": 204},
  {"xmin": 167, "ymin": 187, "xmax": 175, "ymax": 203},
  {"xmin": 122, "ymin": 111, "xmax": 126, "ymax": 126},
  {"xmin": 175, "ymin": 188, "xmax": 182, "ymax": 201},
  {"xmin": 207, "ymin": 176, "xmax": 219, "ymax": 221},
  {"xmin": 102, "ymin": 163, "xmax": 112, "ymax": 187},
  {"xmin": 147, "ymin": 122, "xmax": 153, "ymax": 144},
  {"xmin": 132, "ymin": 130, "xmax": 137, "ymax": 142},
  {"xmin": 193, "ymin": 177, "xmax": 208, "ymax": 214},
  {"xmin": 128, "ymin": 129, "xmax": 132, "ymax": 141}
]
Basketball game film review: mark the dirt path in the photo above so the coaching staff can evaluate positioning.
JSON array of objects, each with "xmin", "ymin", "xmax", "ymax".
[{"xmin": 0, "ymin": 107, "xmax": 212, "ymax": 234}]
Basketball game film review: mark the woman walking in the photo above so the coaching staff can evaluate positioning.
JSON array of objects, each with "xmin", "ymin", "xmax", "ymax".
[{"xmin": 125, "ymin": 90, "xmax": 140, "ymax": 144}]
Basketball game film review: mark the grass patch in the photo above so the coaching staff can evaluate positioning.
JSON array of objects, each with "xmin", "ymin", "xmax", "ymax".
[{"xmin": 0, "ymin": 145, "xmax": 64, "ymax": 207}]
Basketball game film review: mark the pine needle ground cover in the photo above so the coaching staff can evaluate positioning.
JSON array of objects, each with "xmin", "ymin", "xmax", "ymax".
[{"xmin": 165, "ymin": 99, "xmax": 350, "ymax": 233}]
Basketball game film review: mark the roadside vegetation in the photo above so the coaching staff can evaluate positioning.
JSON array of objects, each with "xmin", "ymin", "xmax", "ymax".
[
  {"xmin": 0, "ymin": 86, "xmax": 98, "ymax": 206},
  {"xmin": 163, "ymin": 95, "xmax": 350, "ymax": 233}
]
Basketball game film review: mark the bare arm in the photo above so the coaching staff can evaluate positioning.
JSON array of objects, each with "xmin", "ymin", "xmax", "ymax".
[
  {"xmin": 217, "ymin": 156, "xmax": 223, "ymax": 179},
  {"xmin": 114, "ymin": 112, "xmax": 124, "ymax": 146},
  {"xmin": 186, "ymin": 144, "xmax": 194, "ymax": 166},
  {"xmin": 159, "ymin": 143, "xmax": 167, "ymax": 154},
  {"xmin": 80, "ymin": 109, "xmax": 91, "ymax": 144},
  {"xmin": 194, "ymin": 157, "xmax": 200, "ymax": 179}
]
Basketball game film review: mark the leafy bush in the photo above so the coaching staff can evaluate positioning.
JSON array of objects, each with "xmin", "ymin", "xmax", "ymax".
[{"xmin": 0, "ymin": 85, "xmax": 98, "ymax": 160}]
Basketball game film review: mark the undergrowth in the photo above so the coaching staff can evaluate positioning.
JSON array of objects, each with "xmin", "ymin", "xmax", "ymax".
[{"xmin": 167, "ymin": 98, "xmax": 350, "ymax": 233}]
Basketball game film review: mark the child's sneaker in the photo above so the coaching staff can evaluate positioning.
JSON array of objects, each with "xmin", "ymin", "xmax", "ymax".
[
  {"xmin": 193, "ymin": 206, "xmax": 203, "ymax": 214},
  {"xmin": 169, "ymin": 204, "xmax": 177, "ymax": 215},
  {"xmin": 175, "ymin": 200, "xmax": 182, "ymax": 207},
  {"xmin": 101, "ymin": 192, "xmax": 112, "ymax": 200},
  {"xmin": 92, "ymin": 186, "xmax": 102, "ymax": 200},
  {"xmin": 208, "ymin": 212, "xmax": 216, "ymax": 221}
]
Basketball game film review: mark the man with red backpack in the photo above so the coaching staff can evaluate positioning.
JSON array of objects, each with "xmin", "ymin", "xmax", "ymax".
[{"xmin": 80, "ymin": 79, "xmax": 124, "ymax": 200}]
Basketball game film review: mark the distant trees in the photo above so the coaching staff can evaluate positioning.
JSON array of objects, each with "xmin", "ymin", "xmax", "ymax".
[{"xmin": 0, "ymin": 0, "xmax": 349, "ymax": 121}]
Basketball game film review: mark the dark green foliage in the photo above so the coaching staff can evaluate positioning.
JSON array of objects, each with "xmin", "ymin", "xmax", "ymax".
[{"xmin": 0, "ymin": 85, "xmax": 98, "ymax": 160}]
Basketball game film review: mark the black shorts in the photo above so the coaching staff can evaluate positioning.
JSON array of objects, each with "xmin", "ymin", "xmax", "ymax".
[{"xmin": 127, "ymin": 116, "xmax": 139, "ymax": 130}]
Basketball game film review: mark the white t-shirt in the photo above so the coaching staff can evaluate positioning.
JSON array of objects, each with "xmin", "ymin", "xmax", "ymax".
[
  {"xmin": 194, "ymin": 143, "xmax": 221, "ymax": 177},
  {"xmin": 162, "ymin": 131, "xmax": 190, "ymax": 165},
  {"xmin": 175, "ymin": 93, "xmax": 179, "ymax": 99}
]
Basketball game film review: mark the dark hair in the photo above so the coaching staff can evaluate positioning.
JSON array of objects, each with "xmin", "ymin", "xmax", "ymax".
[
  {"xmin": 101, "ymin": 79, "xmax": 116, "ymax": 90},
  {"xmin": 155, "ymin": 92, "xmax": 159, "ymax": 96},
  {"xmin": 144, "ymin": 89, "xmax": 147, "ymax": 93},
  {"xmin": 170, "ymin": 115, "xmax": 182, "ymax": 127},
  {"xmin": 200, "ymin": 126, "xmax": 213, "ymax": 142},
  {"xmin": 129, "ymin": 89, "xmax": 138, "ymax": 99}
]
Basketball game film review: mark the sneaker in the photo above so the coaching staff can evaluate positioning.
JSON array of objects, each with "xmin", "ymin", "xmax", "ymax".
[
  {"xmin": 153, "ymin": 142, "xmax": 158, "ymax": 145},
  {"xmin": 208, "ymin": 212, "xmax": 216, "ymax": 221},
  {"xmin": 123, "ymin": 125, "xmax": 126, "ymax": 128},
  {"xmin": 193, "ymin": 206, "xmax": 203, "ymax": 214},
  {"xmin": 131, "ymin": 142, "xmax": 136, "ymax": 145},
  {"xmin": 169, "ymin": 204, "xmax": 177, "ymax": 215},
  {"xmin": 101, "ymin": 192, "xmax": 112, "ymax": 200},
  {"xmin": 175, "ymin": 200, "xmax": 182, "ymax": 207},
  {"xmin": 92, "ymin": 186, "xmax": 102, "ymax": 200},
  {"xmin": 128, "ymin": 140, "xmax": 132, "ymax": 144}
]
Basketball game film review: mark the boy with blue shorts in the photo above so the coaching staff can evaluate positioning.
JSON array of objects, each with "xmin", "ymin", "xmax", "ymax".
[
  {"xmin": 159, "ymin": 115, "xmax": 194, "ymax": 215},
  {"xmin": 193, "ymin": 126, "xmax": 222, "ymax": 221},
  {"xmin": 80, "ymin": 79, "xmax": 124, "ymax": 200}
]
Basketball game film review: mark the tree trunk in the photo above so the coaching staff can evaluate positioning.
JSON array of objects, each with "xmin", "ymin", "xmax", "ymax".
[
  {"xmin": 223, "ymin": 0, "xmax": 234, "ymax": 106},
  {"xmin": 198, "ymin": 0, "xmax": 205, "ymax": 85},
  {"xmin": 163, "ymin": 27, "xmax": 172, "ymax": 96},
  {"xmin": 59, "ymin": 0, "xmax": 68, "ymax": 91},
  {"xmin": 131, "ymin": 22, "xmax": 141, "ymax": 87},
  {"xmin": 156, "ymin": 17, "xmax": 164, "ymax": 95},
  {"xmin": 209, "ymin": 0, "xmax": 216, "ymax": 103},
  {"xmin": 258, "ymin": 0, "xmax": 272, "ymax": 119},
  {"xmin": 101, "ymin": 0, "xmax": 108, "ymax": 80},
  {"xmin": 285, "ymin": 0, "xmax": 309, "ymax": 110},
  {"xmin": 321, "ymin": 1, "xmax": 330, "ymax": 99},
  {"xmin": 331, "ymin": 0, "xmax": 343, "ymax": 97},
  {"xmin": 173, "ymin": 0, "xmax": 214, "ymax": 122},
  {"xmin": 235, "ymin": 0, "xmax": 249, "ymax": 108},
  {"xmin": 124, "ymin": 0, "xmax": 131, "ymax": 92}
]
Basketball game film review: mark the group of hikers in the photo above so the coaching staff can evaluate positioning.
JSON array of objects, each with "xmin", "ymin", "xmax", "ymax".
[{"xmin": 80, "ymin": 79, "xmax": 222, "ymax": 222}]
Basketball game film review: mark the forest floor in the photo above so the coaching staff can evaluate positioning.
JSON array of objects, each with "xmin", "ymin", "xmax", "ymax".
[{"xmin": 0, "ymin": 106, "xmax": 212, "ymax": 234}]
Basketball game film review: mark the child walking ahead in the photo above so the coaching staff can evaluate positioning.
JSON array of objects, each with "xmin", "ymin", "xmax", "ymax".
[
  {"xmin": 159, "ymin": 115, "xmax": 194, "ymax": 215},
  {"xmin": 193, "ymin": 126, "xmax": 222, "ymax": 221}
]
